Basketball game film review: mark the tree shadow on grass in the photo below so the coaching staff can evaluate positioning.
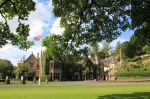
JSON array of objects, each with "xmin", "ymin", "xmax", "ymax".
[{"xmin": 97, "ymin": 92, "xmax": 150, "ymax": 99}]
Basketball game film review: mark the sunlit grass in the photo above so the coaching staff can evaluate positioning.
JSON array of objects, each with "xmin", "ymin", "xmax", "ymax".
[{"xmin": 0, "ymin": 81, "xmax": 150, "ymax": 99}]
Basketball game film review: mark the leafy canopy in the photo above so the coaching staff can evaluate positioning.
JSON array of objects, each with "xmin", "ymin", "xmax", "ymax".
[
  {"xmin": 0, "ymin": 0, "xmax": 36, "ymax": 49},
  {"xmin": 52, "ymin": 0, "xmax": 130, "ymax": 46},
  {"xmin": 42, "ymin": 34, "xmax": 64, "ymax": 60},
  {"xmin": 42, "ymin": 34, "xmax": 86, "ymax": 63},
  {"xmin": 52, "ymin": 0, "xmax": 150, "ymax": 48}
]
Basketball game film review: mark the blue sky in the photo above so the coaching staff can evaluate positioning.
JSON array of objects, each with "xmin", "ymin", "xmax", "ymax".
[
  {"xmin": 120, "ymin": 29, "xmax": 134, "ymax": 40},
  {"xmin": 0, "ymin": 0, "xmax": 134, "ymax": 66}
]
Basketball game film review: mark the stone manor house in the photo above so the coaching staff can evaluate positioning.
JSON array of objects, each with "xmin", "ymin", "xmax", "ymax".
[{"xmin": 17, "ymin": 52, "xmax": 121, "ymax": 81}]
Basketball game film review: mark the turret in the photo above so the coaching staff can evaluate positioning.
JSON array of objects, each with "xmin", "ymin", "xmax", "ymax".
[{"xmin": 23, "ymin": 55, "xmax": 25, "ymax": 62}]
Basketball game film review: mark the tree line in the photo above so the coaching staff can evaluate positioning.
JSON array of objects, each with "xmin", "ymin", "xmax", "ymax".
[{"xmin": 0, "ymin": 59, "xmax": 34, "ymax": 80}]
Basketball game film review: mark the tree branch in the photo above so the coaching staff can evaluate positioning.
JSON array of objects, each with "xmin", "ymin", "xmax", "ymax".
[
  {"xmin": 0, "ymin": 10, "xmax": 9, "ymax": 27},
  {"xmin": 9, "ymin": 0, "xmax": 21, "ymax": 24},
  {"xmin": 92, "ymin": 0, "xmax": 109, "ymax": 7}
]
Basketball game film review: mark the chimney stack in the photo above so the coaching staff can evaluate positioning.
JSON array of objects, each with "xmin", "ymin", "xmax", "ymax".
[
  {"xmin": 37, "ymin": 53, "xmax": 39, "ymax": 59},
  {"xmin": 23, "ymin": 55, "xmax": 25, "ymax": 62}
]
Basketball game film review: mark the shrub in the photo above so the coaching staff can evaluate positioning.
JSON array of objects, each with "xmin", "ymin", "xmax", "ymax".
[
  {"xmin": 118, "ymin": 69, "xmax": 150, "ymax": 77},
  {"xmin": 131, "ymin": 56, "xmax": 140, "ymax": 62},
  {"xmin": 41, "ymin": 75, "xmax": 50, "ymax": 82}
]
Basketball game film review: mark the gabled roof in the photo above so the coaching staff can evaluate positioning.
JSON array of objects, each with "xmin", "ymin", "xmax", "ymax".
[
  {"xmin": 77, "ymin": 58, "xmax": 94, "ymax": 67},
  {"xmin": 102, "ymin": 55, "xmax": 120, "ymax": 66},
  {"xmin": 24, "ymin": 53, "xmax": 38, "ymax": 63}
]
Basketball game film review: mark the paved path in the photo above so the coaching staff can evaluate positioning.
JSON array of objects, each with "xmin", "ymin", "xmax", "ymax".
[
  {"xmin": 1, "ymin": 78, "xmax": 150, "ymax": 87},
  {"xmin": 58, "ymin": 79, "xmax": 150, "ymax": 86}
]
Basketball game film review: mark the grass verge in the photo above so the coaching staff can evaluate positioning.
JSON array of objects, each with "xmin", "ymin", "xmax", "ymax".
[{"xmin": 0, "ymin": 81, "xmax": 150, "ymax": 99}]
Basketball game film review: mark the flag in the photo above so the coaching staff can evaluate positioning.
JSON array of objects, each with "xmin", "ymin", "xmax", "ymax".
[{"xmin": 34, "ymin": 36, "xmax": 41, "ymax": 41}]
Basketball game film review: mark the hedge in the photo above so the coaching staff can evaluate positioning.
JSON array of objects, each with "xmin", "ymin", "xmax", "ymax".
[
  {"xmin": 0, "ymin": 79, "xmax": 5, "ymax": 82},
  {"xmin": 118, "ymin": 70, "xmax": 150, "ymax": 77}
]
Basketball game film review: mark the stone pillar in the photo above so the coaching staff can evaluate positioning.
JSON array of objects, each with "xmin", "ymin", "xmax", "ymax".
[
  {"xmin": 33, "ymin": 77, "xmax": 36, "ymax": 83},
  {"xmin": 105, "ymin": 75, "xmax": 107, "ymax": 81},
  {"xmin": 52, "ymin": 73, "xmax": 54, "ymax": 81},
  {"xmin": 5, "ymin": 76, "xmax": 10, "ymax": 84},
  {"xmin": 46, "ymin": 77, "xmax": 48, "ymax": 83},
  {"xmin": 21, "ymin": 76, "xmax": 25, "ymax": 84},
  {"xmin": 59, "ymin": 73, "xmax": 60, "ymax": 81}
]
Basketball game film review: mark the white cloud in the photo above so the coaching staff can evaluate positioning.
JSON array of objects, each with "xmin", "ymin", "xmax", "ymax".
[
  {"xmin": 0, "ymin": 44, "xmax": 25, "ymax": 66},
  {"xmin": 110, "ymin": 38, "xmax": 128, "ymax": 48},
  {"xmin": 28, "ymin": 20, "xmax": 48, "ymax": 39},
  {"xmin": 1, "ymin": 45, "xmax": 19, "ymax": 55},
  {"xmin": 27, "ymin": 2, "xmax": 52, "ymax": 39},
  {"xmin": 8, "ymin": 17, "xmax": 19, "ymax": 33},
  {"xmin": 0, "ymin": 43, "xmax": 44, "ymax": 66},
  {"xmin": 29, "ymin": 2, "xmax": 52, "ymax": 21},
  {"xmin": 50, "ymin": 18, "xmax": 65, "ymax": 35}
]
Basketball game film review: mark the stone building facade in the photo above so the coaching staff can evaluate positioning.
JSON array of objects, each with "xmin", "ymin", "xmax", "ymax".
[
  {"xmin": 49, "ymin": 60, "xmax": 62, "ymax": 81},
  {"xmin": 18, "ymin": 53, "xmax": 121, "ymax": 81},
  {"xmin": 101, "ymin": 55, "xmax": 120, "ymax": 80},
  {"xmin": 17, "ymin": 53, "xmax": 40, "ymax": 77}
]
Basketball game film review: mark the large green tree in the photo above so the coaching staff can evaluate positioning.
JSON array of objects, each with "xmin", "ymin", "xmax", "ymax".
[
  {"xmin": 101, "ymin": 42, "xmax": 112, "ymax": 57},
  {"xmin": 121, "ymin": 40, "xmax": 143, "ymax": 59},
  {"xmin": 90, "ymin": 43, "xmax": 105, "ymax": 59},
  {"xmin": 42, "ymin": 34, "xmax": 85, "ymax": 63},
  {"xmin": 142, "ymin": 45, "xmax": 150, "ymax": 54},
  {"xmin": 53, "ymin": 0, "xmax": 129, "ymax": 45},
  {"xmin": 121, "ymin": 41, "xmax": 134, "ymax": 58},
  {"xmin": 52, "ymin": 0, "xmax": 150, "ymax": 49},
  {"xmin": 90, "ymin": 44, "xmax": 99, "ymax": 59},
  {"xmin": 42, "ymin": 34, "xmax": 65, "ymax": 61},
  {"xmin": 112, "ymin": 41, "xmax": 122, "ymax": 56},
  {"xmin": 15, "ymin": 63, "xmax": 33, "ymax": 79},
  {"xmin": 0, "ymin": 0, "xmax": 36, "ymax": 49},
  {"xmin": 0, "ymin": 59, "xmax": 13, "ymax": 79},
  {"xmin": 43, "ymin": 34, "xmax": 85, "ymax": 80}
]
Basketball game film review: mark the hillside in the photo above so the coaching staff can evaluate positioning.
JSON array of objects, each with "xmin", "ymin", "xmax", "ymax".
[{"xmin": 118, "ymin": 54, "xmax": 150, "ymax": 78}]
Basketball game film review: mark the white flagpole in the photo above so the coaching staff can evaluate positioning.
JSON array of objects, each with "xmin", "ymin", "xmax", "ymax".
[{"xmin": 39, "ymin": 35, "xmax": 42, "ymax": 85}]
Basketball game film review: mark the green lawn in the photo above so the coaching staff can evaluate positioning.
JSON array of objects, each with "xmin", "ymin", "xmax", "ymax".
[{"xmin": 0, "ymin": 81, "xmax": 150, "ymax": 99}]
